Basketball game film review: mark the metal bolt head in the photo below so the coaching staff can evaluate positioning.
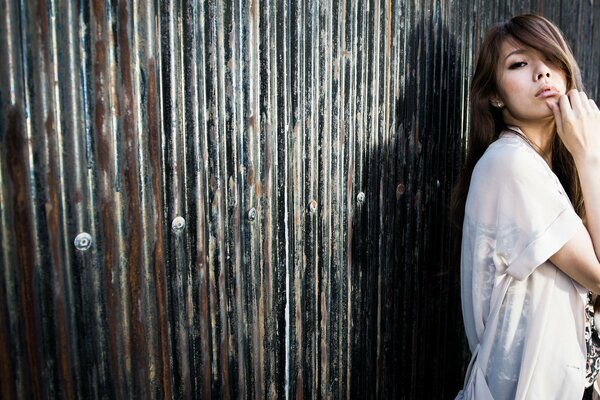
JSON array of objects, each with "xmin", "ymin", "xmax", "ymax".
[
  {"xmin": 357, "ymin": 192, "xmax": 366, "ymax": 203},
  {"xmin": 396, "ymin": 183, "xmax": 406, "ymax": 196},
  {"xmin": 308, "ymin": 200, "xmax": 317, "ymax": 214},
  {"xmin": 247, "ymin": 208, "xmax": 257, "ymax": 221},
  {"xmin": 171, "ymin": 216, "xmax": 186, "ymax": 232},
  {"xmin": 74, "ymin": 232, "xmax": 93, "ymax": 251}
]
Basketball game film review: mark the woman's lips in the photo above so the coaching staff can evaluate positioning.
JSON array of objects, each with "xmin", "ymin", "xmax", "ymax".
[{"xmin": 536, "ymin": 86, "xmax": 561, "ymax": 98}]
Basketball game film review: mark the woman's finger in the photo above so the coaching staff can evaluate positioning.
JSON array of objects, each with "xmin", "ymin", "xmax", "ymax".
[
  {"xmin": 590, "ymin": 99, "xmax": 599, "ymax": 112},
  {"xmin": 559, "ymin": 93, "xmax": 575, "ymax": 122},
  {"xmin": 568, "ymin": 89, "xmax": 583, "ymax": 115},
  {"xmin": 579, "ymin": 91, "xmax": 592, "ymax": 113},
  {"xmin": 550, "ymin": 100, "xmax": 564, "ymax": 136}
]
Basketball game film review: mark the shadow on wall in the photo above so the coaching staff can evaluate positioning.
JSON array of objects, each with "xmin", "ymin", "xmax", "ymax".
[{"xmin": 350, "ymin": 19, "xmax": 470, "ymax": 399}]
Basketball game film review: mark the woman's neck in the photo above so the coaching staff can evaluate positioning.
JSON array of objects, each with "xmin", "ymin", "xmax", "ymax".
[{"xmin": 509, "ymin": 120, "xmax": 555, "ymax": 166}]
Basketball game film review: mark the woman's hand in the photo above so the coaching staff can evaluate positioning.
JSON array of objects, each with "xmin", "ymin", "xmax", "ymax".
[
  {"xmin": 549, "ymin": 89, "xmax": 600, "ymax": 161},
  {"xmin": 549, "ymin": 90, "xmax": 600, "ymax": 291}
]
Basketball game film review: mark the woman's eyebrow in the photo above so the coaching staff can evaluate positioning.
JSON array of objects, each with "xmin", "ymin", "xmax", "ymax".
[{"xmin": 504, "ymin": 48, "xmax": 528, "ymax": 60}]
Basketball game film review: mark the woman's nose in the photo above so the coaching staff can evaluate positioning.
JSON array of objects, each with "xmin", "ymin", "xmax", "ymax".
[
  {"xmin": 535, "ymin": 62, "xmax": 552, "ymax": 80},
  {"xmin": 536, "ymin": 71, "xmax": 551, "ymax": 80}
]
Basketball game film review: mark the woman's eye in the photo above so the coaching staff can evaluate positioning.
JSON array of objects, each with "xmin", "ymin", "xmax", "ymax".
[{"xmin": 509, "ymin": 61, "xmax": 527, "ymax": 69}]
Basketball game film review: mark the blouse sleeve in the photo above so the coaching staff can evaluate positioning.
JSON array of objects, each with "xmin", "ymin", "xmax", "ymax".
[{"xmin": 473, "ymin": 145, "xmax": 583, "ymax": 281}]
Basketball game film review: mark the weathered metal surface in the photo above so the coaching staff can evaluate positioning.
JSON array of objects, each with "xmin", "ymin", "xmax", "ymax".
[{"xmin": 2, "ymin": 0, "xmax": 600, "ymax": 399}]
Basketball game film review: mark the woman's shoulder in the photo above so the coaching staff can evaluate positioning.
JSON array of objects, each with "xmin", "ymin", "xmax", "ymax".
[{"xmin": 475, "ymin": 133, "xmax": 545, "ymax": 178}]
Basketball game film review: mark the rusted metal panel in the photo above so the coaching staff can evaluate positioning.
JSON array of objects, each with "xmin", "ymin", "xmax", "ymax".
[{"xmin": 2, "ymin": 0, "xmax": 600, "ymax": 399}]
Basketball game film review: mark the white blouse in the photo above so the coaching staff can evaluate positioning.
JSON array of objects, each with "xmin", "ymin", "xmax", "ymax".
[{"xmin": 457, "ymin": 130, "xmax": 587, "ymax": 399}]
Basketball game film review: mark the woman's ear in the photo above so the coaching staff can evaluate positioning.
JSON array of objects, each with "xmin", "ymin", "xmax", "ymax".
[
  {"xmin": 489, "ymin": 95, "xmax": 504, "ymax": 109},
  {"xmin": 490, "ymin": 94, "xmax": 504, "ymax": 108}
]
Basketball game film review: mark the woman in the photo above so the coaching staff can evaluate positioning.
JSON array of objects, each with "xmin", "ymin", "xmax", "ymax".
[{"xmin": 454, "ymin": 14, "xmax": 600, "ymax": 399}]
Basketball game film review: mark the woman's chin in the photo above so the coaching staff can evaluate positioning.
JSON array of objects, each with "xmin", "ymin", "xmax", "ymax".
[{"xmin": 545, "ymin": 98, "xmax": 560, "ymax": 110}]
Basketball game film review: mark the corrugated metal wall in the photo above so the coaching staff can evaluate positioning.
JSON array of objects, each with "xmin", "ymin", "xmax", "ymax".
[{"xmin": 2, "ymin": 0, "xmax": 600, "ymax": 398}]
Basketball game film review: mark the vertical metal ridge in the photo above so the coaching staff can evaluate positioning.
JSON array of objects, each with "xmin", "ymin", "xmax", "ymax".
[
  {"xmin": 130, "ymin": 0, "xmax": 161, "ymax": 397},
  {"xmin": 229, "ymin": 0, "xmax": 249, "ymax": 397},
  {"xmin": 281, "ymin": 0, "xmax": 292, "ymax": 396},
  {"xmin": 14, "ymin": 0, "xmax": 46, "ymax": 397},
  {"xmin": 340, "ymin": 0, "xmax": 350, "ymax": 388},
  {"xmin": 215, "ymin": 0, "xmax": 242, "ymax": 397},
  {"xmin": 78, "ymin": 0, "xmax": 106, "ymax": 397},
  {"xmin": 0, "ymin": 17, "xmax": 22, "ymax": 341},
  {"xmin": 165, "ymin": 0, "xmax": 182, "ymax": 217},
  {"xmin": 333, "ymin": 0, "xmax": 345, "ymax": 397},
  {"xmin": 263, "ymin": 0, "xmax": 279, "ymax": 395},
  {"xmin": 89, "ymin": 1, "xmax": 117, "ymax": 397},
  {"xmin": 204, "ymin": 0, "xmax": 221, "ymax": 396},
  {"xmin": 149, "ymin": 1, "xmax": 173, "ymax": 398},
  {"xmin": 115, "ymin": 0, "xmax": 150, "ymax": 397},
  {"xmin": 215, "ymin": 1, "xmax": 232, "ymax": 397},
  {"xmin": 2, "ymin": 0, "xmax": 18, "ymax": 105},
  {"xmin": 429, "ymin": 0, "xmax": 447, "ymax": 391},
  {"xmin": 344, "ymin": 0, "xmax": 358, "ymax": 397},
  {"xmin": 289, "ymin": 0, "xmax": 305, "ymax": 394},
  {"xmin": 380, "ymin": 0, "xmax": 398, "ymax": 395},
  {"xmin": 231, "ymin": 0, "xmax": 245, "ymax": 396},
  {"xmin": 317, "ymin": 0, "xmax": 333, "ymax": 396},
  {"xmin": 46, "ymin": 0, "xmax": 85, "ymax": 397},
  {"xmin": 162, "ymin": 0, "xmax": 191, "ymax": 397},
  {"xmin": 307, "ymin": 0, "xmax": 319, "ymax": 395},
  {"xmin": 0, "ymin": 90, "xmax": 14, "ymax": 400},
  {"xmin": 387, "ymin": 0, "xmax": 400, "ymax": 393},
  {"xmin": 0, "ymin": 0, "xmax": 24, "ymax": 398},
  {"xmin": 191, "ymin": 0, "xmax": 211, "ymax": 398},
  {"xmin": 245, "ymin": 0, "xmax": 263, "ymax": 398},
  {"xmin": 397, "ymin": 0, "xmax": 409, "ymax": 391},
  {"xmin": 370, "ymin": 0, "xmax": 383, "ymax": 397},
  {"xmin": 114, "ymin": 7, "xmax": 133, "ymax": 394},
  {"xmin": 352, "ymin": 0, "xmax": 369, "ymax": 396},
  {"xmin": 208, "ymin": 0, "xmax": 222, "ymax": 395},
  {"xmin": 144, "ymin": 0, "xmax": 170, "ymax": 395},
  {"xmin": 182, "ymin": 0, "xmax": 201, "ymax": 396},
  {"xmin": 76, "ymin": 0, "xmax": 107, "ymax": 396},
  {"xmin": 177, "ymin": 23, "xmax": 193, "ymax": 393},
  {"xmin": 223, "ymin": 0, "xmax": 241, "ymax": 397}
]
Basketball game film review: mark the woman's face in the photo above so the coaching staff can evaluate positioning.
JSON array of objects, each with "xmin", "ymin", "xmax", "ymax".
[{"xmin": 493, "ymin": 39, "xmax": 567, "ymax": 126}]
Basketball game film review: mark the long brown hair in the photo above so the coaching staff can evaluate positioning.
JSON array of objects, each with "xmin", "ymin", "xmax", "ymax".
[{"xmin": 452, "ymin": 14, "xmax": 585, "ymax": 259}]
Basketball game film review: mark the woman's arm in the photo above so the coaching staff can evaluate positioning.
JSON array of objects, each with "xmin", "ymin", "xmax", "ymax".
[{"xmin": 549, "ymin": 90, "xmax": 600, "ymax": 293}]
